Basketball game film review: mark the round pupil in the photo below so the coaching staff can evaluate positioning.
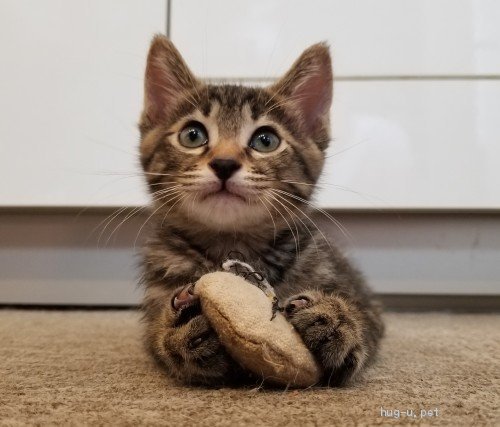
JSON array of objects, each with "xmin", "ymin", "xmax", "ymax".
[
  {"xmin": 188, "ymin": 128, "xmax": 199, "ymax": 141},
  {"xmin": 259, "ymin": 134, "xmax": 272, "ymax": 147}
]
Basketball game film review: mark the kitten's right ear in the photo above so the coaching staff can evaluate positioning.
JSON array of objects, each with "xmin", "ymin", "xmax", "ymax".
[
  {"xmin": 269, "ymin": 43, "xmax": 332, "ymax": 138},
  {"xmin": 142, "ymin": 35, "xmax": 199, "ymax": 126}
]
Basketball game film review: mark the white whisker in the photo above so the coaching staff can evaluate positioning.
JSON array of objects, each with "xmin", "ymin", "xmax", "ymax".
[
  {"xmin": 262, "ymin": 193, "xmax": 299, "ymax": 257},
  {"xmin": 133, "ymin": 192, "xmax": 185, "ymax": 249},
  {"xmin": 265, "ymin": 191, "xmax": 301, "ymax": 256},
  {"xmin": 93, "ymin": 206, "xmax": 130, "ymax": 246},
  {"xmin": 270, "ymin": 190, "xmax": 328, "ymax": 254},
  {"xmin": 105, "ymin": 205, "xmax": 148, "ymax": 246},
  {"xmin": 257, "ymin": 195, "xmax": 277, "ymax": 244},
  {"xmin": 271, "ymin": 188, "xmax": 352, "ymax": 241}
]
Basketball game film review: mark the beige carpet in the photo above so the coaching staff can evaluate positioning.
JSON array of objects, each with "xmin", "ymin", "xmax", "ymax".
[{"xmin": 0, "ymin": 310, "xmax": 498, "ymax": 426}]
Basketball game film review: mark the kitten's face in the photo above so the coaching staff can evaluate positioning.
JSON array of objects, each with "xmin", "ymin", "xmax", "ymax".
[{"xmin": 140, "ymin": 36, "xmax": 332, "ymax": 231}]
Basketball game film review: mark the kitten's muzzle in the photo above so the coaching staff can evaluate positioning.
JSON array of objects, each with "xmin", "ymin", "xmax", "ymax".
[{"xmin": 209, "ymin": 158, "xmax": 241, "ymax": 181}]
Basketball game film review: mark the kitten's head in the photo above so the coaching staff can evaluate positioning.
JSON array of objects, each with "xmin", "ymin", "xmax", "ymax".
[{"xmin": 139, "ymin": 35, "xmax": 332, "ymax": 231}]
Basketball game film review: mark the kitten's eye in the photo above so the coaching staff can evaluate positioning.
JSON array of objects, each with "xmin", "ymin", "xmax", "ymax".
[
  {"xmin": 249, "ymin": 127, "xmax": 280, "ymax": 153},
  {"xmin": 179, "ymin": 122, "xmax": 208, "ymax": 148}
]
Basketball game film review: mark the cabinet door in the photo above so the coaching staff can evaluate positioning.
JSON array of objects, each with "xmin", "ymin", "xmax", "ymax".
[
  {"xmin": 171, "ymin": 0, "xmax": 500, "ymax": 210},
  {"xmin": 0, "ymin": 0, "xmax": 165, "ymax": 207},
  {"xmin": 171, "ymin": 0, "xmax": 500, "ymax": 78},
  {"xmin": 319, "ymin": 80, "xmax": 500, "ymax": 209}
]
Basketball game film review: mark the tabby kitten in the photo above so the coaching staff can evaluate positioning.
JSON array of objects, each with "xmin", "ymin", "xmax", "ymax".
[{"xmin": 139, "ymin": 35, "xmax": 383, "ymax": 386}]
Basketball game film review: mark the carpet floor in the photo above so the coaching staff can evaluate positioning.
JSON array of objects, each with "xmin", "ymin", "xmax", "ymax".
[{"xmin": 0, "ymin": 310, "xmax": 498, "ymax": 426}]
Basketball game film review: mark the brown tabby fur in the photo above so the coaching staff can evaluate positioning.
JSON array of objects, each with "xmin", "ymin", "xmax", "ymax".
[{"xmin": 139, "ymin": 35, "xmax": 384, "ymax": 387}]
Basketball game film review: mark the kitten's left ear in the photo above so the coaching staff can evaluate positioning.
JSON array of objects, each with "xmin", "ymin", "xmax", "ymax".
[
  {"xmin": 269, "ymin": 43, "xmax": 333, "ymax": 138},
  {"xmin": 142, "ymin": 35, "xmax": 200, "ymax": 127}
]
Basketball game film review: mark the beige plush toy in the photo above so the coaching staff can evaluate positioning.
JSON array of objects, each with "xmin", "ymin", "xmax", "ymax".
[{"xmin": 193, "ymin": 261, "xmax": 321, "ymax": 388}]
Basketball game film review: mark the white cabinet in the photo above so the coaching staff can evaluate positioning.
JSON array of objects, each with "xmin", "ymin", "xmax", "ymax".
[
  {"xmin": 171, "ymin": 0, "xmax": 500, "ymax": 210},
  {"xmin": 321, "ymin": 80, "xmax": 500, "ymax": 209},
  {"xmin": 0, "ymin": 0, "xmax": 164, "ymax": 207},
  {"xmin": 1, "ymin": 0, "xmax": 499, "ymax": 209},
  {"xmin": 171, "ymin": 0, "xmax": 500, "ymax": 78}
]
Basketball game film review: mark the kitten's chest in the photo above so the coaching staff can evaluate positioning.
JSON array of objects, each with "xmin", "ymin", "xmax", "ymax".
[
  {"xmin": 201, "ymin": 243, "xmax": 263, "ymax": 273},
  {"xmin": 158, "ymin": 226, "xmax": 300, "ymax": 287},
  {"xmin": 201, "ymin": 240, "xmax": 296, "ymax": 287}
]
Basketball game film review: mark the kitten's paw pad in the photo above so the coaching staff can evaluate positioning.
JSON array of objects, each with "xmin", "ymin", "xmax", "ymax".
[
  {"xmin": 166, "ymin": 315, "xmax": 219, "ymax": 363},
  {"xmin": 284, "ymin": 296, "xmax": 311, "ymax": 316},
  {"xmin": 161, "ymin": 314, "xmax": 238, "ymax": 385},
  {"xmin": 187, "ymin": 329, "xmax": 213, "ymax": 351},
  {"xmin": 283, "ymin": 291, "xmax": 322, "ymax": 317},
  {"xmin": 172, "ymin": 283, "xmax": 198, "ymax": 311}
]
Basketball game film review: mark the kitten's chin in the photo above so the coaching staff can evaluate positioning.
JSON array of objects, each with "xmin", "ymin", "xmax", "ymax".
[{"xmin": 179, "ymin": 191, "xmax": 268, "ymax": 231}]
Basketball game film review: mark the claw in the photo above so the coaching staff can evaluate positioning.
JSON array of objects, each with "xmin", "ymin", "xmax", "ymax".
[
  {"xmin": 172, "ymin": 283, "xmax": 198, "ymax": 311},
  {"xmin": 285, "ymin": 297, "xmax": 310, "ymax": 316}
]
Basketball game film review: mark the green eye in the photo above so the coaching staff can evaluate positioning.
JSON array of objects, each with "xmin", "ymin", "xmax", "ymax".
[
  {"xmin": 249, "ymin": 127, "xmax": 281, "ymax": 153},
  {"xmin": 179, "ymin": 122, "xmax": 208, "ymax": 148}
]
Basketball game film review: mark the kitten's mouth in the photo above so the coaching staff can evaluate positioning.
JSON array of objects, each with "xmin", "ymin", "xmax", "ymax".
[
  {"xmin": 200, "ymin": 182, "xmax": 248, "ymax": 203},
  {"xmin": 204, "ymin": 188, "xmax": 246, "ymax": 202}
]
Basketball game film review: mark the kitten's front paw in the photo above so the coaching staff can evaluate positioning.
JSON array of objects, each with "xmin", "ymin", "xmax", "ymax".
[
  {"xmin": 152, "ymin": 286, "xmax": 243, "ymax": 385},
  {"xmin": 284, "ymin": 292, "xmax": 366, "ymax": 386}
]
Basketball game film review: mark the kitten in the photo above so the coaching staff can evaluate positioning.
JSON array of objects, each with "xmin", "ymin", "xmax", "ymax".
[{"xmin": 139, "ymin": 35, "xmax": 384, "ymax": 386}]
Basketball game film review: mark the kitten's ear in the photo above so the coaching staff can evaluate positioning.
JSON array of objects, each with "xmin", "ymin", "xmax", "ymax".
[
  {"xmin": 270, "ymin": 43, "xmax": 332, "ymax": 136},
  {"xmin": 143, "ymin": 35, "xmax": 199, "ymax": 126}
]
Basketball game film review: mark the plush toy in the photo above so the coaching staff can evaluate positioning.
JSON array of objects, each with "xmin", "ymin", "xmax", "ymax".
[{"xmin": 193, "ymin": 259, "xmax": 321, "ymax": 388}]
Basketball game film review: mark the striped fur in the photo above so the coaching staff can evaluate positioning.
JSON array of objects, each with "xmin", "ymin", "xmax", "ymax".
[{"xmin": 139, "ymin": 35, "xmax": 383, "ymax": 386}]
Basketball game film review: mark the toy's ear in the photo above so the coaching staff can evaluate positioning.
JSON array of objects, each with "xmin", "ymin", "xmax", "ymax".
[
  {"xmin": 269, "ymin": 43, "xmax": 333, "ymax": 137},
  {"xmin": 143, "ymin": 34, "xmax": 200, "ymax": 126}
]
